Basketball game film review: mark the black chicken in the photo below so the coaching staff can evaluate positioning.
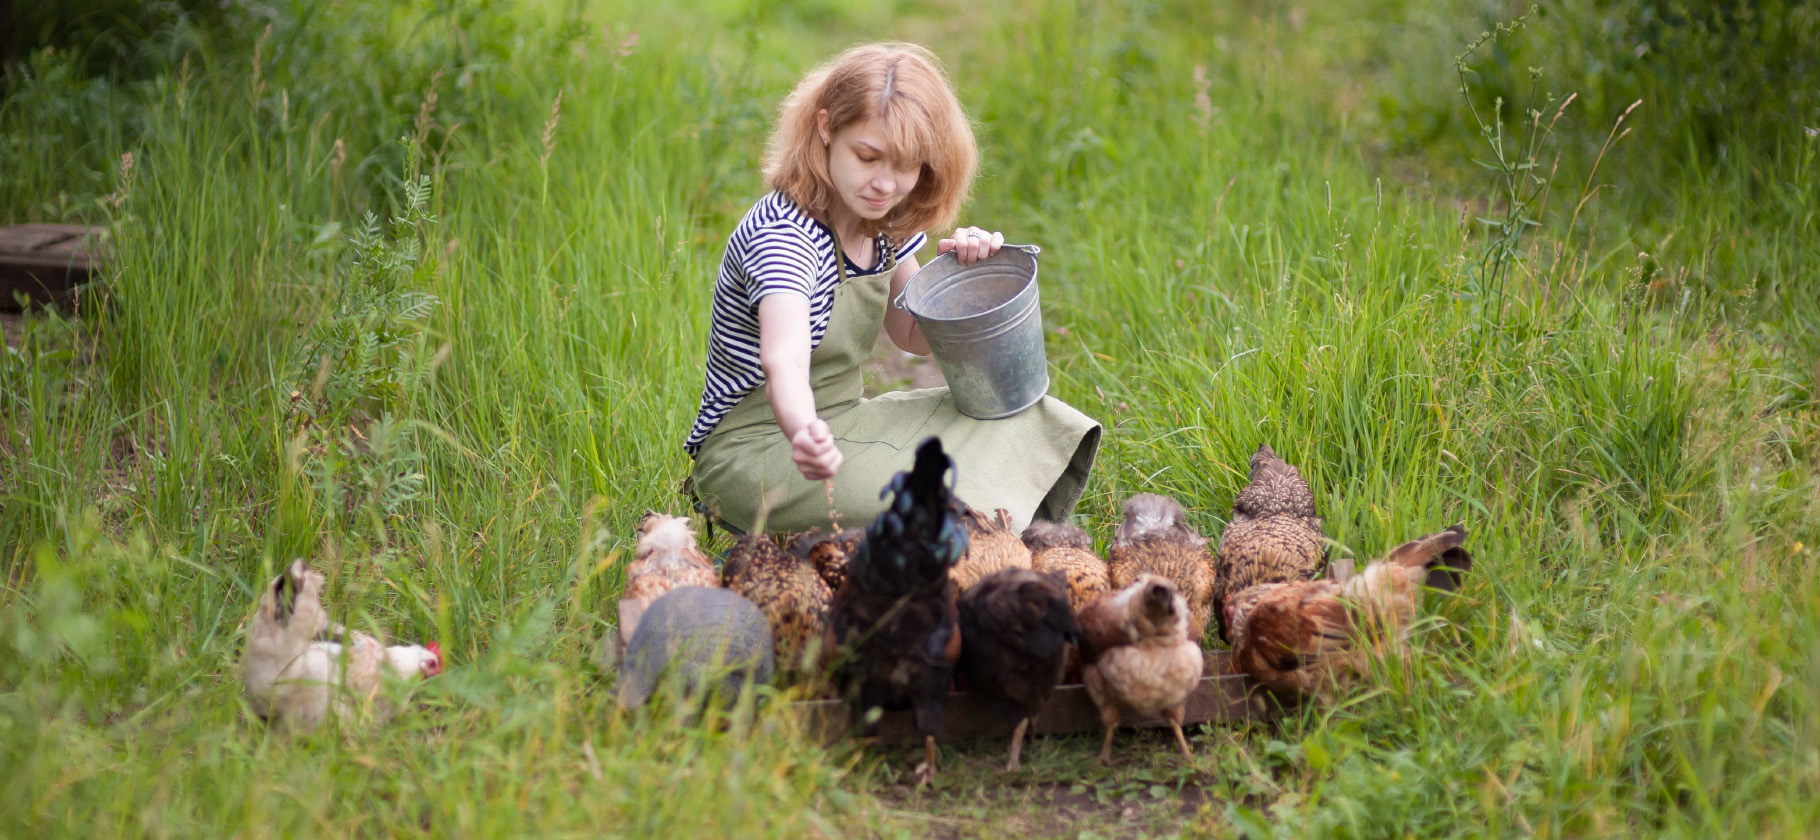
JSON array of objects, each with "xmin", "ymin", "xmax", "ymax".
[
  {"xmin": 831, "ymin": 436, "xmax": 969, "ymax": 786},
  {"xmin": 957, "ymin": 569, "xmax": 1081, "ymax": 771}
]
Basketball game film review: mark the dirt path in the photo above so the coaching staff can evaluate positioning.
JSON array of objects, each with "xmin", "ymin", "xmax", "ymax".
[{"xmin": 861, "ymin": 328, "xmax": 947, "ymax": 396}]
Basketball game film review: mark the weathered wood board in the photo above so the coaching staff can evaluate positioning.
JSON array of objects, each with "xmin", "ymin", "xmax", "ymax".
[
  {"xmin": 0, "ymin": 224, "xmax": 107, "ymax": 311},
  {"xmin": 796, "ymin": 650, "xmax": 1274, "ymax": 745}
]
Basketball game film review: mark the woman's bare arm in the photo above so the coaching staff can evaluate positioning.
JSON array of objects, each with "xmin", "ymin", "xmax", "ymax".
[
  {"xmin": 758, "ymin": 294, "xmax": 842, "ymax": 479},
  {"xmin": 884, "ymin": 254, "xmax": 931, "ymax": 356}
]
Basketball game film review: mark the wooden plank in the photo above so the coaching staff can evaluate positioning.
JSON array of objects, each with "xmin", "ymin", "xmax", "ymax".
[
  {"xmin": 0, "ymin": 224, "xmax": 107, "ymax": 311},
  {"xmin": 795, "ymin": 650, "xmax": 1275, "ymax": 745}
]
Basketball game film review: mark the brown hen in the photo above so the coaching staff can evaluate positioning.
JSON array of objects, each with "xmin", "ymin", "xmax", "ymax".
[
  {"xmin": 957, "ymin": 569, "xmax": 1081, "ymax": 771},
  {"xmin": 620, "ymin": 512, "xmax": 720, "ymax": 647},
  {"xmin": 1107, "ymin": 494, "xmax": 1216, "ymax": 641},
  {"xmin": 787, "ymin": 527, "xmax": 864, "ymax": 594},
  {"xmin": 950, "ymin": 506, "xmax": 1033, "ymax": 593},
  {"xmin": 1077, "ymin": 575, "xmax": 1205, "ymax": 764},
  {"xmin": 1023, "ymin": 521, "xmax": 1112, "ymax": 613},
  {"xmin": 1212, "ymin": 444, "xmax": 1328, "ymax": 644},
  {"xmin": 722, "ymin": 531, "xmax": 833, "ymax": 674},
  {"xmin": 1229, "ymin": 525, "xmax": 1471, "ymax": 703}
]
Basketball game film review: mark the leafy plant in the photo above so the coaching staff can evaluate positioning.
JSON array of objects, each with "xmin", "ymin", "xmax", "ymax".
[{"xmin": 281, "ymin": 154, "xmax": 442, "ymax": 530}]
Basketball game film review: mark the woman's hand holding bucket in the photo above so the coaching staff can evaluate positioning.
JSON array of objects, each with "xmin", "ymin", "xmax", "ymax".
[{"xmin": 939, "ymin": 226, "xmax": 1004, "ymax": 265}]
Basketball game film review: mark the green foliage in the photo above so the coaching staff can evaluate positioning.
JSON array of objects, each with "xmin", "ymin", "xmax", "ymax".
[{"xmin": 281, "ymin": 167, "xmax": 443, "ymax": 531}]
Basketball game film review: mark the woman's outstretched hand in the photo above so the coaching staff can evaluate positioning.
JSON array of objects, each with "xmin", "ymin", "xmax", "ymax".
[
  {"xmin": 791, "ymin": 418, "xmax": 844, "ymax": 481},
  {"xmin": 938, "ymin": 225, "xmax": 1004, "ymax": 265}
]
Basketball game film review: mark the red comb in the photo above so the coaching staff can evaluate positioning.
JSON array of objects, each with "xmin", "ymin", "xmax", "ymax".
[{"xmin": 426, "ymin": 641, "xmax": 442, "ymax": 658}]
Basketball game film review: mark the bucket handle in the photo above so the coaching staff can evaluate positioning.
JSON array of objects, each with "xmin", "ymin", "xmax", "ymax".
[{"xmin": 892, "ymin": 243, "xmax": 1041, "ymax": 311}]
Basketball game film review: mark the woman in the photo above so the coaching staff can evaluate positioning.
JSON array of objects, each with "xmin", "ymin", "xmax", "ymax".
[{"xmin": 687, "ymin": 43, "xmax": 1100, "ymax": 535}]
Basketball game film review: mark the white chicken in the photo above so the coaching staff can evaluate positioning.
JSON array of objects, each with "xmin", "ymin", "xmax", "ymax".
[{"xmin": 241, "ymin": 560, "xmax": 443, "ymax": 730}]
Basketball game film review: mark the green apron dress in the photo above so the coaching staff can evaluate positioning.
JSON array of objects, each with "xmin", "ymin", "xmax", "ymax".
[{"xmin": 690, "ymin": 256, "xmax": 1101, "ymax": 536}]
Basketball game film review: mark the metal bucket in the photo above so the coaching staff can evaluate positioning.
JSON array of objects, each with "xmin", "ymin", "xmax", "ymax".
[{"xmin": 896, "ymin": 244, "xmax": 1048, "ymax": 420}]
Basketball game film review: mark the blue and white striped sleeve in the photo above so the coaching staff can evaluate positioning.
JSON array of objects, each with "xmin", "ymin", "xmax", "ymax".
[
  {"xmin": 895, "ymin": 231, "xmax": 929, "ymax": 263},
  {"xmin": 741, "ymin": 221, "xmax": 822, "ymax": 307}
]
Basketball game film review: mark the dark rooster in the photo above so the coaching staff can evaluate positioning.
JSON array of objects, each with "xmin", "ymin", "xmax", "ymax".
[
  {"xmin": 957, "ymin": 569, "xmax": 1081, "ymax": 771},
  {"xmin": 831, "ymin": 437, "xmax": 969, "ymax": 785},
  {"xmin": 1212, "ymin": 444, "xmax": 1328, "ymax": 644},
  {"xmin": 1228, "ymin": 525, "xmax": 1472, "ymax": 703}
]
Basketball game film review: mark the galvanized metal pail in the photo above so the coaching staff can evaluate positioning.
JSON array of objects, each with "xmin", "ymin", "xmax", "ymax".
[{"xmin": 896, "ymin": 244, "xmax": 1048, "ymax": 420}]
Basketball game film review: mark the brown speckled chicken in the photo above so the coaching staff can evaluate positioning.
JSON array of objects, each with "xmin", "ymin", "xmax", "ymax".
[
  {"xmin": 1229, "ymin": 525, "xmax": 1472, "ymax": 703},
  {"xmin": 722, "ymin": 531, "xmax": 833, "ymax": 673},
  {"xmin": 950, "ymin": 506, "xmax": 1033, "ymax": 592},
  {"xmin": 1212, "ymin": 444, "xmax": 1328, "ymax": 644},
  {"xmin": 788, "ymin": 527, "xmax": 864, "ymax": 594},
  {"xmin": 1077, "ymin": 575, "xmax": 1204, "ymax": 764},
  {"xmin": 1023, "ymin": 521, "xmax": 1112, "ymax": 613},
  {"xmin": 620, "ymin": 512, "xmax": 720, "ymax": 647},
  {"xmin": 1108, "ymin": 494, "xmax": 1216, "ymax": 641}
]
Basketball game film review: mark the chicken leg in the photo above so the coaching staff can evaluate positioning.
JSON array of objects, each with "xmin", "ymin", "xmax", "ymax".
[
  {"xmin": 1167, "ymin": 705, "xmax": 1193, "ymax": 759},
  {"xmin": 1097, "ymin": 721, "xmax": 1119, "ymax": 765},
  {"xmin": 1006, "ymin": 717, "xmax": 1031, "ymax": 772},
  {"xmin": 912, "ymin": 734, "xmax": 940, "ymax": 786}
]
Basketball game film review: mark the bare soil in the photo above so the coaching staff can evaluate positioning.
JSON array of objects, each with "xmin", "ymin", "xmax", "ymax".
[{"xmin": 861, "ymin": 328, "xmax": 947, "ymax": 397}]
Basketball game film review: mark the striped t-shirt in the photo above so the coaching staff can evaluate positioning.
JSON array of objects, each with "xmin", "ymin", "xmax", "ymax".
[{"xmin": 685, "ymin": 191, "xmax": 927, "ymax": 454}]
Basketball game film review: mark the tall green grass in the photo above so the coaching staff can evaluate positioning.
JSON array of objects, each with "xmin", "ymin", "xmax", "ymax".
[{"xmin": 2, "ymin": 0, "xmax": 1816, "ymax": 836}]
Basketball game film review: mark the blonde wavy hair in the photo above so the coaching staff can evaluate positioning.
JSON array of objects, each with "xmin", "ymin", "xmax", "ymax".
[{"xmin": 763, "ymin": 43, "xmax": 977, "ymax": 239}]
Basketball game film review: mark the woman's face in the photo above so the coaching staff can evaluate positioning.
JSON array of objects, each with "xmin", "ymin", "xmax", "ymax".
[{"xmin": 821, "ymin": 115, "xmax": 921, "ymax": 224}]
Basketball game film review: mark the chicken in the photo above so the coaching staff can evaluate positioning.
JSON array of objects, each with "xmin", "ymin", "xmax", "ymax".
[
  {"xmin": 619, "ymin": 511, "xmax": 720, "ymax": 647},
  {"xmin": 1228, "ymin": 525, "xmax": 1472, "ymax": 703},
  {"xmin": 831, "ymin": 437, "xmax": 969, "ymax": 786},
  {"xmin": 1023, "ymin": 520, "xmax": 1110, "ymax": 684},
  {"xmin": 1077, "ymin": 574, "xmax": 1204, "ymax": 764},
  {"xmin": 242, "ymin": 560, "xmax": 443, "ymax": 731},
  {"xmin": 1212, "ymin": 444, "xmax": 1328, "ymax": 644},
  {"xmin": 612, "ymin": 586, "xmax": 775, "ymax": 710},
  {"xmin": 788, "ymin": 527, "xmax": 864, "ymax": 594},
  {"xmin": 1023, "ymin": 520, "xmax": 1111, "ymax": 613},
  {"xmin": 950, "ymin": 506, "xmax": 1032, "ymax": 592},
  {"xmin": 722, "ymin": 531, "xmax": 833, "ymax": 673},
  {"xmin": 1108, "ymin": 494, "xmax": 1217, "ymax": 641},
  {"xmin": 957, "ymin": 569, "xmax": 1081, "ymax": 771}
]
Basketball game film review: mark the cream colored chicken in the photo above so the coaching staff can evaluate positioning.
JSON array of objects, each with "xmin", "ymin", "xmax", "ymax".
[
  {"xmin": 620, "ymin": 512, "xmax": 720, "ymax": 646},
  {"xmin": 1077, "ymin": 574, "xmax": 1204, "ymax": 764},
  {"xmin": 241, "ymin": 560, "xmax": 442, "ymax": 731}
]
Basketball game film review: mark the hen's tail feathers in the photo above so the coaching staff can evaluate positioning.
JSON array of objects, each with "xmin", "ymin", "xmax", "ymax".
[
  {"xmin": 1022, "ymin": 520, "xmax": 1093, "ymax": 554},
  {"xmin": 857, "ymin": 437, "xmax": 968, "ymax": 587},
  {"xmin": 897, "ymin": 436, "xmax": 953, "ymax": 501},
  {"xmin": 1117, "ymin": 493, "xmax": 1192, "ymax": 544},
  {"xmin": 269, "ymin": 560, "xmax": 314, "ymax": 625},
  {"xmin": 1380, "ymin": 524, "xmax": 1472, "ymax": 593},
  {"xmin": 1248, "ymin": 443, "xmax": 1282, "ymax": 477}
]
